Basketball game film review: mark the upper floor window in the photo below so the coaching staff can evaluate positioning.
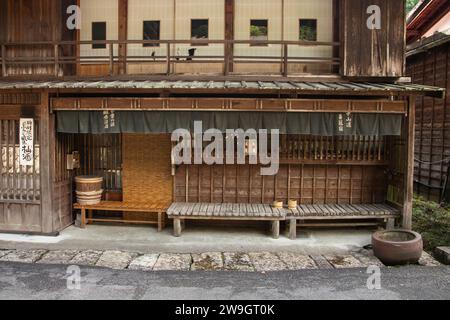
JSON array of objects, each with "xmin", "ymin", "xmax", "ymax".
[
  {"xmin": 191, "ymin": 19, "xmax": 209, "ymax": 45},
  {"xmin": 250, "ymin": 20, "xmax": 268, "ymax": 46},
  {"xmin": 143, "ymin": 21, "xmax": 160, "ymax": 47},
  {"xmin": 299, "ymin": 19, "xmax": 317, "ymax": 41},
  {"xmin": 92, "ymin": 22, "xmax": 107, "ymax": 49}
]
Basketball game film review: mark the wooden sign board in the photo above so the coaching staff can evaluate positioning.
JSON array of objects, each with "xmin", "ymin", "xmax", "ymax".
[{"xmin": 19, "ymin": 118, "xmax": 34, "ymax": 166}]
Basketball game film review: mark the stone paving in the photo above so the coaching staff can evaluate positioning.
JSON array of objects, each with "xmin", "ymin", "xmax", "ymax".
[
  {"xmin": 0, "ymin": 247, "xmax": 443, "ymax": 272},
  {"xmin": 95, "ymin": 250, "xmax": 139, "ymax": 270},
  {"xmin": 37, "ymin": 250, "xmax": 80, "ymax": 265}
]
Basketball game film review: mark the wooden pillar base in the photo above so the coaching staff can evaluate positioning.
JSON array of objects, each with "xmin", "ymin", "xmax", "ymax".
[
  {"xmin": 173, "ymin": 218, "xmax": 182, "ymax": 237},
  {"xmin": 288, "ymin": 219, "xmax": 297, "ymax": 240},
  {"xmin": 271, "ymin": 220, "xmax": 280, "ymax": 239}
]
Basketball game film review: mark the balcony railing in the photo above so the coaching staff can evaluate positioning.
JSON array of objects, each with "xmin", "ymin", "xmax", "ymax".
[{"xmin": 0, "ymin": 39, "xmax": 340, "ymax": 78}]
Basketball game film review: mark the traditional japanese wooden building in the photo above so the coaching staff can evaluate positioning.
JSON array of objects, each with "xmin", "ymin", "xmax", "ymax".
[
  {"xmin": 406, "ymin": 0, "xmax": 450, "ymax": 202},
  {"xmin": 0, "ymin": 0, "xmax": 445, "ymax": 237}
]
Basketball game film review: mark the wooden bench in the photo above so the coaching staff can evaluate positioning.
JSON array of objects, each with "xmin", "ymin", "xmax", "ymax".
[
  {"xmin": 167, "ymin": 203, "xmax": 287, "ymax": 239},
  {"xmin": 74, "ymin": 201, "xmax": 169, "ymax": 232},
  {"xmin": 286, "ymin": 203, "xmax": 401, "ymax": 240}
]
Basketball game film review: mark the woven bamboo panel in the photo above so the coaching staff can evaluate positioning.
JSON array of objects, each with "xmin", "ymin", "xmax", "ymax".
[{"xmin": 122, "ymin": 134, "xmax": 173, "ymax": 205}]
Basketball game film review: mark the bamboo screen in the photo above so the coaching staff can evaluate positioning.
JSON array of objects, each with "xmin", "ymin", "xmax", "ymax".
[{"xmin": 0, "ymin": 120, "xmax": 40, "ymax": 202}]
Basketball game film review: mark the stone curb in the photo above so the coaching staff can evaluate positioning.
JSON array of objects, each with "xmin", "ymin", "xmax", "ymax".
[{"xmin": 0, "ymin": 248, "xmax": 441, "ymax": 272}]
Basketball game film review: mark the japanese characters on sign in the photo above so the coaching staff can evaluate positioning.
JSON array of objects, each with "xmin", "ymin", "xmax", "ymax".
[
  {"xmin": 19, "ymin": 118, "xmax": 34, "ymax": 166},
  {"xmin": 338, "ymin": 113, "xmax": 353, "ymax": 133},
  {"xmin": 103, "ymin": 111, "xmax": 116, "ymax": 129}
]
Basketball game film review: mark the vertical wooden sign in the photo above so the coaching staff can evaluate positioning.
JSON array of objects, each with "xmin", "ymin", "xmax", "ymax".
[{"xmin": 19, "ymin": 118, "xmax": 34, "ymax": 166}]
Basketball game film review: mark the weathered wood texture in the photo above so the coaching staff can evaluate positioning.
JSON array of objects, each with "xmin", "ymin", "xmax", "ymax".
[
  {"xmin": 279, "ymin": 135, "xmax": 389, "ymax": 164},
  {"xmin": 174, "ymin": 164, "xmax": 387, "ymax": 205},
  {"xmin": 0, "ymin": 0, "xmax": 76, "ymax": 76},
  {"xmin": 118, "ymin": 0, "xmax": 128, "ymax": 75},
  {"xmin": 0, "ymin": 102, "xmax": 44, "ymax": 233},
  {"xmin": 407, "ymin": 42, "xmax": 450, "ymax": 202},
  {"xmin": 386, "ymin": 129, "xmax": 407, "ymax": 207},
  {"xmin": 167, "ymin": 203, "xmax": 286, "ymax": 219},
  {"xmin": 52, "ymin": 97, "xmax": 407, "ymax": 114},
  {"xmin": 224, "ymin": 0, "xmax": 235, "ymax": 74},
  {"xmin": 341, "ymin": 0, "xmax": 405, "ymax": 77},
  {"xmin": 52, "ymin": 133, "xmax": 75, "ymax": 231},
  {"xmin": 289, "ymin": 203, "xmax": 399, "ymax": 218},
  {"xmin": 73, "ymin": 201, "xmax": 167, "ymax": 231}
]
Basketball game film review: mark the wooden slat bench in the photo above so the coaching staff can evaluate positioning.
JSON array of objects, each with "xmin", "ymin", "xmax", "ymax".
[
  {"xmin": 74, "ymin": 201, "xmax": 170, "ymax": 232},
  {"xmin": 287, "ymin": 203, "xmax": 401, "ymax": 240},
  {"xmin": 167, "ymin": 203, "xmax": 287, "ymax": 239}
]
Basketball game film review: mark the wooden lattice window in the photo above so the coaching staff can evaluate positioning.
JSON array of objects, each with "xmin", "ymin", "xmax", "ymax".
[
  {"xmin": 0, "ymin": 119, "xmax": 40, "ymax": 201},
  {"xmin": 75, "ymin": 134, "xmax": 122, "ymax": 192}
]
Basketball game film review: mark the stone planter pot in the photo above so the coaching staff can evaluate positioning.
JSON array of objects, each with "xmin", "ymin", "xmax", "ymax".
[{"xmin": 372, "ymin": 230, "xmax": 423, "ymax": 266}]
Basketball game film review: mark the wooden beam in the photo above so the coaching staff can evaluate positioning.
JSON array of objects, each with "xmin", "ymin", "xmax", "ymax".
[
  {"xmin": 51, "ymin": 97, "xmax": 408, "ymax": 113},
  {"xmin": 1, "ymin": 45, "xmax": 6, "ymax": 77},
  {"xmin": 118, "ymin": 0, "xmax": 128, "ymax": 75},
  {"xmin": 403, "ymin": 96, "xmax": 416, "ymax": 230},
  {"xmin": 224, "ymin": 0, "xmax": 234, "ymax": 74},
  {"xmin": 40, "ymin": 91, "xmax": 54, "ymax": 234},
  {"xmin": 332, "ymin": 0, "xmax": 340, "ymax": 74},
  {"xmin": 75, "ymin": 0, "xmax": 81, "ymax": 76}
]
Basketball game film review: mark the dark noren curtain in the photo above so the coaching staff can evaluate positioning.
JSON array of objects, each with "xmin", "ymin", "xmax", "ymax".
[{"xmin": 56, "ymin": 111, "xmax": 402, "ymax": 136}]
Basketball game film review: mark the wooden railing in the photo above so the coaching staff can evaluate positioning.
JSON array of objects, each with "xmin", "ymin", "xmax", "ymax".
[{"xmin": 0, "ymin": 39, "xmax": 340, "ymax": 78}]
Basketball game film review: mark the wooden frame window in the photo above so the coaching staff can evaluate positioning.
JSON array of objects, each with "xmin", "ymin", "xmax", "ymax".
[
  {"xmin": 92, "ymin": 22, "xmax": 107, "ymax": 49},
  {"xmin": 143, "ymin": 20, "xmax": 160, "ymax": 47},
  {"xmin": 250, "ymin": 19, "xmax": 268, "ymax": 46},
  {"xmin": 299, "ymin": 19, "xmax": 317, "ymax": 41},
  {"xmin": 191, "ymin": 19, "xmax": 209, "ymax": 45}
]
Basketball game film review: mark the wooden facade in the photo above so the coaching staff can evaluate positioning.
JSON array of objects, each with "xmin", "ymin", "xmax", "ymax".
[
  {"xmin": 0, "ymin": 0, "xmax": 445, "ymax": 235},
  {"xmin": 1, "ymin": 0, "xmax": 407, "ymax": 80},
  {"xmin": 406, "ymin": 0, "xmax": 450, "ymax": 202}
]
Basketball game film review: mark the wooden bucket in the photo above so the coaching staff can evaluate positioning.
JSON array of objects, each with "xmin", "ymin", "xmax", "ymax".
[
  {"xmin": 75, "ymin": 176, "xmax": 103, "ymax": 205},
  {"xmin": 272, "ymin": 201, "xmax": 283, "ymax": 209},
  {"xmin": 288, "ymin": 200, "xmax": 298, "ymax": 209}
]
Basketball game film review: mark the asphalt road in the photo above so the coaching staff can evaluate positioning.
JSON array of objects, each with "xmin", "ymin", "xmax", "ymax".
[{"xmin": 0, "ymin": 262, "xmax": 448, "ymax": 300}]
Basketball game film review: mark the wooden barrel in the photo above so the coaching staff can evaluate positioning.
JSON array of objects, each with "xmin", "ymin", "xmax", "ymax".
[{"xmin": 75, "ymin": 176, "xmax": 103, "ymax": 205}]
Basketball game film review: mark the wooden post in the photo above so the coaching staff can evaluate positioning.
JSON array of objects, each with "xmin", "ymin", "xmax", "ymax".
[
  {"xmin": 81, "ymin": 208, "xmax": 86, "ymax": 228},
  {"xmin": 88, "ymin": 209, "xmax": 93, "ymax": 224},
  {"xmin": 224, "ymin": 0, "xmax": 234, "ymax": 74},
  {"xmin": 271, "ymin": 220, "xmax": 280, "ymax": 239},
  {"xmin": 166, "ymin": 43, "xmax": 171, "ymax": 75},
  {"xmin": 403, "ymin": 96, "xmax": 416, "ymax": 230},
  {"xmin": 1, "ymin": 45, "xmax": 7, "ymax": 77},
  {"xmin": 288, "ymin": 219, "xmax": 297, "ymax": 240},
  {"xmin": 40, "ymin": 92, "xmax": 54, "ymax": 234},
  {"xmin": 157, "ymin": 212, "xmax": 163, "ymax": 232},
  {"xmin": 173, "ymin": 218, "xmax": 182, "ymax": 237},
  {"xmin": 118, "ymin": 0, "xmax": 128, "ymax": 75},
  {"xmin": 283, "ymin": 44, "xmax": 288, "ymax": 77},
  {"xmin": 332, "ymin": 0, "xmax": 340, "ymax": 74},
  {"xmin": 109, "ymin": 43, "xmax": 114, "ymax": 76},
  {"xmin": 224, "ymin": 46, "xmax": 229, "ymax": 76},
  {"xmin": 54, "ymin": 44, "xmax": 59, "ymax": 77}
]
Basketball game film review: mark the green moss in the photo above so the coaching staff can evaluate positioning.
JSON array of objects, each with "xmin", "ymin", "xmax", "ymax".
[{"xmin": 413, "ymin": 196, "xmax": 450, "ymax": 252}]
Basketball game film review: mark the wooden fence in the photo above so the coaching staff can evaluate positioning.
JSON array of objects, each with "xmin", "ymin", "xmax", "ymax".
[{"xmin": 0, "ymin": 39, "xmax": 339, "ymax": 78}]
